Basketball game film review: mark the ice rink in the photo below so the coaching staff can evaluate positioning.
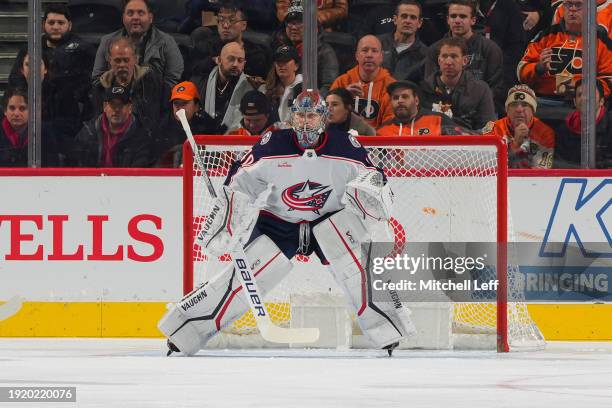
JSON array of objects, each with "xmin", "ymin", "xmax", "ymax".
[{"xmin": 0, "ymin": 339, "xmax": 611, "ymax": 407}]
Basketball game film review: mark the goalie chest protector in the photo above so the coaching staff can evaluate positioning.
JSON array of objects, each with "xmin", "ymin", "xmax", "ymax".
[{"xmin": 224, "ymin": 129, "xmax": 381, "ymax": 224}]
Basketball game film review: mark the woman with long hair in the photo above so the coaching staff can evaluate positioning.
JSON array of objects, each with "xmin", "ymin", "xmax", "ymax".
[
  {"xmin": 325, "ymin": 87, "xmax": 376, "ymax": 135},
  {"xmin": 260, "ymin": 45, "xmax": 302, "ymax": 124}
]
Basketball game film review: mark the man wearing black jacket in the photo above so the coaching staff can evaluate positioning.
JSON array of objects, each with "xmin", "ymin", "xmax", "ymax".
[
  {"xmin": 424, "ymin": 0, "xmax": 505, "ymax": 115},
  {"xmin": 71, "ymin": 86, "xmax": 152, "ymax": 167},
  {"xmin": 42, "ymin": 4, "xmax": 96, "ymax": 126},
  {"xmin": 420, "ymin": 37, "xmax": 496, "ymax": 131},
  {"xmin": 377, "ymin": 0, "xmax": 428, "ymax": 82}
]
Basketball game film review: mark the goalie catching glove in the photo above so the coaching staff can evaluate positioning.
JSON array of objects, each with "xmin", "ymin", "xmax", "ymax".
[
  {"xmin": 342, "ymin": 171, "xmax": 393, "ymax": 224},
  {"xmin": 196, "ymin": 185, "xmax": 256, "ymax": 256}
]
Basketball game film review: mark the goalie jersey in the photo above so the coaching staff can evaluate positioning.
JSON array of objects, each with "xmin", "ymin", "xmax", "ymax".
[{"xmin": 224, "ymin": 129, "xmax": 381, "ymax": 224}]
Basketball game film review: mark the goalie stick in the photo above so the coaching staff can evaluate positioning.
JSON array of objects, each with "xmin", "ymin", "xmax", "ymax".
[
  {"xmin": 0, "ymin": 296, "xmax": 23, "ymax": 322},
  {"xmin": 176, "ymin": 109, "xmax": 319, "ymax": 344}
]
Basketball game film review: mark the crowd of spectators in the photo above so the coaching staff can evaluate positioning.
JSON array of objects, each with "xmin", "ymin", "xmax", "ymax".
[{"xmin": 0, "ymin": 0, "xmax": 610, "ymax": 169}]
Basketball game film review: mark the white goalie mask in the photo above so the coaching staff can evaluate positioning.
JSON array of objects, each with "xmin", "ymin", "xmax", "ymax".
[{"xmin": 290, "ymin": 89, "xmax": 328, "ymax": 149}]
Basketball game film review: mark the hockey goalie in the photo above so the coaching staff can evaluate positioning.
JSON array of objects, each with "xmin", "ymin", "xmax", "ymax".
[{"xmin": 158, "ymin": 89, "xmax": 416, "ymax": 356}]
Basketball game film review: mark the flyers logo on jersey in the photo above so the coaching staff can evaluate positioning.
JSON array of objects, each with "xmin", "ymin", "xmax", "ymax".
[
  {"xmin": 281, "ymin": 180, "xmax": 332, "ymax": 214},
  {"xmin": 550, "ymin": 47, "xmax": 583, "ymax": 75},
  {"xmin": 355, "ymin": 99, "xmax": 381, "ymax": 120}
]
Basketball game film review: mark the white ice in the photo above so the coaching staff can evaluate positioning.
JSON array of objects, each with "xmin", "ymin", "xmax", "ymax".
[{"xmin": 1, "ymin": 339, "xmax": 611, "ymax": 408}]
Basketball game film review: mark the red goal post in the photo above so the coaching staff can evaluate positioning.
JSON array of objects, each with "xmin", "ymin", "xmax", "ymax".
[{"xmin": 183, "ymin": 135, "xmax": 543, "ymax": 353}]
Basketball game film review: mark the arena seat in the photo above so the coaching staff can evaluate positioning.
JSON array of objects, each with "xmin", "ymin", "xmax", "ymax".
[
  {"xmin": 320, "ymin": 31, "xmax": 356, "ymax": 73},
  {"xmin": 67, "ymin": 0, "xmax": 122, "ymax": 34}
]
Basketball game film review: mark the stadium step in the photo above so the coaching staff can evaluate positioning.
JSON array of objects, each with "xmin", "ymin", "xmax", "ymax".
[
  {"xmin": 0, "ymin": 11, "xmax": 28, "ymax": 34},
  {"xmin": 2, "ymin": 0, "xmax": 66, "ymax": 11},
  {"xmin": 0, "ymin": 73, "xmax": 9, "ymax": 100},
  {"xmin": 0, "ymin": 33, "xmax": 27, "ymax": 43},
  {"xmin": 0, "ymin": 33, "xmax": 27, "ymax": 58},
  {"xmin": 0, "ymin": 53, "xmax": 16, "ymax": 75}
]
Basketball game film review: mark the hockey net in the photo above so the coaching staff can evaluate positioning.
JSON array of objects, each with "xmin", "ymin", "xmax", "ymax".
[{"xmin": 183, "ymin": 135, "xmax": 545, "ymax": 352}]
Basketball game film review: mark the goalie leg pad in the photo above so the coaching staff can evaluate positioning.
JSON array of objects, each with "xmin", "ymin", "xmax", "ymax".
[
  {"xmin": 158, "ymin": 234, "xmax": 292, "ymax": 355},
  {"xmin": 313, "ymin": 209, "xmax": 416, "ymax": 348}
]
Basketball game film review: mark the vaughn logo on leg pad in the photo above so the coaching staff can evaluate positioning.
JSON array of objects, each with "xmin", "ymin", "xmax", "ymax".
[{"xmin": 180, "ymin": 287, "xmax": 208, "ymax": 312}]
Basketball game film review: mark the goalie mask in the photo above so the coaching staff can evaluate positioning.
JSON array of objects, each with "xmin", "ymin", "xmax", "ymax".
[{"xmin": 290, "ymin": 89, "xmax": 328, "ymax": 149}]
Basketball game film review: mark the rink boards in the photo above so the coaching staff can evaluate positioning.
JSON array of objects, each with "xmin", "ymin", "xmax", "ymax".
[{"xmin": 0, "ymin": 168, "xmax": 610, "ymax": 339}]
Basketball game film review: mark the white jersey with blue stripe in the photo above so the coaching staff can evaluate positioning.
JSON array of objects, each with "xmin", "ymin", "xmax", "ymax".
[{"xmin": 224, "ymin": 129, "xmax": 380, "ymax": 224}]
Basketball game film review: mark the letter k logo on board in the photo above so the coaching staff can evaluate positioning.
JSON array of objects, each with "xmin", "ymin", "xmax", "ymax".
[{"xmin": 540, "ymin": 178, "xmax": 611, "ymax": 258}]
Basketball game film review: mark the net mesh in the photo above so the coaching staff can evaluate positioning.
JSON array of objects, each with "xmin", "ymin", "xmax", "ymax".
[{"xmin": 188, "ymin": 138, "xmax": 545, "ymax": 350}]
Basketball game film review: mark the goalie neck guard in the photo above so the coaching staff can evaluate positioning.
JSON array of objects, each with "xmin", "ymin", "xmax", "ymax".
[{"xmin": 290, "ymin": 89, "xmax": 329, "ymax": 149}]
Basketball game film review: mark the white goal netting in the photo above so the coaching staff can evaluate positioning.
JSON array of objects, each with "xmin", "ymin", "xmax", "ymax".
[{"xmin": 184, "ymin": 136, "xmax": 545, "ymax": 351}]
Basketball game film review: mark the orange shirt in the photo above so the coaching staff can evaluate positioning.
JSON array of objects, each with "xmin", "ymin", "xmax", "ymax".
[
  {"xmin": 517, "ymin": 24, "xmax": 612, "ymax": 98},
  {"xmin": 491, "ymin": 116, "xmax": 556, "ymax": 168},
  {"xmin": 226, "ymin": 128, "xmax": 258, "ymax": 136},
  {"xmin": 377, "ymin": 111, "xmax": 456, "ymax": 136},
  {"xmin": 331, "ymin": 66, "xmax": 395, "ymax": 129},
  {"xmin": 226, "ymin": 123, "xmax": 280, "ymax": 136}
]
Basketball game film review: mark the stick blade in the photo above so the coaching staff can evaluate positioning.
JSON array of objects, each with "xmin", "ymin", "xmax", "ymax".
[{"xmin": 0, "ymin": 296, "xmax": 23, "ymax": 321}]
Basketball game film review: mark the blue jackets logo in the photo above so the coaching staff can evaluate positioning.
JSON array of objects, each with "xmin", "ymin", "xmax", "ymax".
[{"xmin": 281, "ymin": 180, "xmax": 332, "ymax": 215}]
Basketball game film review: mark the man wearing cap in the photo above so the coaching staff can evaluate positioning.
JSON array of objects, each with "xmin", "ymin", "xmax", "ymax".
[
  {"xmin": 276, "ymin": 0, "xmax": 347, "ymax": 31},
  {"xmin": 272, "ymin": 0, "xmax": 339, "ymax": 95},
  {"xmin": 227, "ymin": 90, "xmax": 282, "ymax": 136},
  {"xmin": 155, "ymin": 81, "xmax": 216, "ymax": 166},
  {"xmin": 377, "ymin": 80, "xmax": 459, "ymax": 136},
  {"xmin": 71, "ymin": 85, "xmax": 153, "ymax": 167},
  {"xmin": 261, "ymin": 45, "xmax": 303, "ymax": 123},
  {"xmin": 489, "ymin": 84, "xmax": 555, "ymax": 168}
]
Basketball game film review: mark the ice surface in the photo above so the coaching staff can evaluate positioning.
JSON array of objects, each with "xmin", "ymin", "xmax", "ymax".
[{"xmin": 0, "ymin": 339, "xmax": 611, "ymax": 408}]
